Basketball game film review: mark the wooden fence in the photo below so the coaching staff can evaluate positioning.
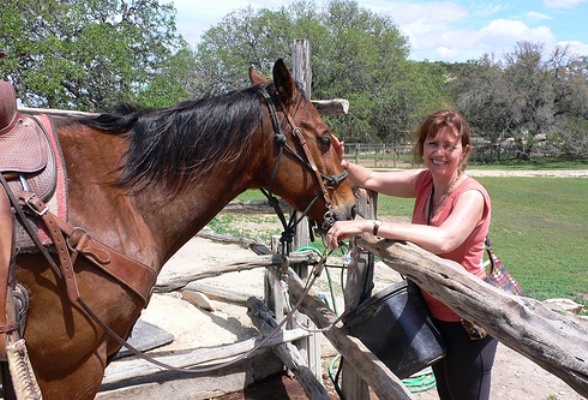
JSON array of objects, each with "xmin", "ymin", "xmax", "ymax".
[{"xmin": 345, "ymin": 141, "xmax": 520, "ymax": 168}]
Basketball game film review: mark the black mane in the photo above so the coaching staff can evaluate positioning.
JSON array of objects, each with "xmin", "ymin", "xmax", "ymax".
[{"xmin": 81, "ymin": 84, "xmax": 275, "ymax": 192}]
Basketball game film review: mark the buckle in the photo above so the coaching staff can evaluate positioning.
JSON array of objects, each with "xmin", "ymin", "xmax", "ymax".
[{"xmin": 23, "ymin": 193, "xmax": 49, "ymax": 216}]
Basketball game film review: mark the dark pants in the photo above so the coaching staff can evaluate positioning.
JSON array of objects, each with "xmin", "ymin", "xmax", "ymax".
[{"xmin": 431, "ymin": 319, "xmax": 498, "ymax": 400}]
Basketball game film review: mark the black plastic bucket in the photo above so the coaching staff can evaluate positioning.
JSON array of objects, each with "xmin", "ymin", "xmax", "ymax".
[{"xmin": 342, "ymin": 280, "xmax": 446, "ymax": 379}]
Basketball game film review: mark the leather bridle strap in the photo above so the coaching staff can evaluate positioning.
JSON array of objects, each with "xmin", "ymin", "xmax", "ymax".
[
  {"xmin": 262, "ymin": 89, "xmax": 348, "ymax": 206},
  {"xmin": 258, "ymin": 88, "xmax": 348, "ymax": 240},
  {"xmin": 278, "ymin": 98, "xmax": 332, "ymax": 206}
]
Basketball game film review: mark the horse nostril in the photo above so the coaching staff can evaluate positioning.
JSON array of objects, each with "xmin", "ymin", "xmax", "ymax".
[{"xmin": 350, "ymin": 205, "xmax": 357, "ymax": 220}]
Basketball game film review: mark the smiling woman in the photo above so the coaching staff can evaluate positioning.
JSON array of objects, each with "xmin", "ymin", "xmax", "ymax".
[{"xmin": 327, "ymin": 110, "xmax": 500, "ymax": 400}]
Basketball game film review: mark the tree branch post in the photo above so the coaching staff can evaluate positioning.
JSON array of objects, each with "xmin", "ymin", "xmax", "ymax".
[{"xmin": 357, "ymin": 235, "xmax": 588, "ymax": 398}]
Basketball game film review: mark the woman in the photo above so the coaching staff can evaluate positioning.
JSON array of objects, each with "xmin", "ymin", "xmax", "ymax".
[{"xmin": 327, "ymin": 110, "xmax": 498, "ymax": 400}]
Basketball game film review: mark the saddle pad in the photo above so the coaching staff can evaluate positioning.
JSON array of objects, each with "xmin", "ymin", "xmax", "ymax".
[
  {"xmin": 0, "ymin": 114, "xmax": 48, "ymax": 174},
  {"xmin": 12, "ymin": 114, "xmax": 67, "ymax": 251},
  {"xmin": 0, "ymin": 80, "xmax": 17, "ymax": 132}
]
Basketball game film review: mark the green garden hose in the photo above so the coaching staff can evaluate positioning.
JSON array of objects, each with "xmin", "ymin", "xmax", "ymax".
[{"xmin": 296, "ymin": 245, "xmax": 339, "ymax": 315}]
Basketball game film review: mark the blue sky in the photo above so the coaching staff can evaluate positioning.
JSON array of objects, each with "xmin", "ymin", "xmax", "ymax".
[{"xmin": 165, "ymin": 0, "xmax": 588, "ymax": 62}]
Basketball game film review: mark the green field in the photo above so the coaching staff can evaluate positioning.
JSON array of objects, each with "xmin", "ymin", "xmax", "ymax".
[
  {"xmin": 378, "ymin": 177, "xmax": 588, "ymax": 310},
  {"xmin": 224, "ymin": 170, "xmax": 587, "ymax": 312}
]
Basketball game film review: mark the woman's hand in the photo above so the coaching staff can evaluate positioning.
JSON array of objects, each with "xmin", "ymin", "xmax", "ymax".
[
  {"xmin": 326, "ymin": 220, "xmax": 372, "ymax": 249},
  {"xmin": 332, "ymin": 135, "xmax": 345, "ymax": 163}
]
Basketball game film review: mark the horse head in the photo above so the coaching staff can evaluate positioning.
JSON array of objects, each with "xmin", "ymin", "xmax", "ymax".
[{"xmin": 249, "ymin": 60, "xmax": 355, "ymax": 232}]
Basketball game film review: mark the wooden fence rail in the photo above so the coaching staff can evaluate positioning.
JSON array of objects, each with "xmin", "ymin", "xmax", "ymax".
[
  {"xmin": 355, "ymin": 234, "xmax": 588, "ymax": 398},
  {"xmin": 344, "ymin": 142, "xmax": 519, "ymax": 168}
]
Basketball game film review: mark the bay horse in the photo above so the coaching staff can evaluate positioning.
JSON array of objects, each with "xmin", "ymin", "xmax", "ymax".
[{"xmin": 8, "ymin": 59, "xmax": 355, "ymax": 399}]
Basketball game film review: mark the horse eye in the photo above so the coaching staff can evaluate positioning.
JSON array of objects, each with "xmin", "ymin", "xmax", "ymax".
[{"xmin": 318, "ymin": 136, "xmax": 331, "ymax": 148}]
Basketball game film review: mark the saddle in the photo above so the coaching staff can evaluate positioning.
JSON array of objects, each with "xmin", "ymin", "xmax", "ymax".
[
  {"xmin": 0, "ymin": 80, "xmax": 59, "ymax": 361},
  {"xmin": 0, "ymin": 80, "xmax": 56, "ymax": 200}
]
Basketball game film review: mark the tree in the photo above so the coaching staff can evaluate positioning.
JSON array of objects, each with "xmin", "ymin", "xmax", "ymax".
[
  {"xmin": 449, "ymin": 42, "xmax": 588, "ymax": 157},
  {"xmin": 193, "ymin": 0, "xmax": 448, "ymax": 143},
  {"xmin": 0, "ymin": 0, "xmax": 194, "ymax": 110},
  {"xmin": 449, "ymin": 55, "xmax": 518, "ymax": 145},
  {"xmin": 371, "ymin": 61, "xmax": 447, "ymax": 145}
]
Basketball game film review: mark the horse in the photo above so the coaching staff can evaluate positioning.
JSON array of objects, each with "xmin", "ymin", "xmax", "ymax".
[{"xmin": 7, "ymin": 59, "xmax": 355, "ymax": 399}]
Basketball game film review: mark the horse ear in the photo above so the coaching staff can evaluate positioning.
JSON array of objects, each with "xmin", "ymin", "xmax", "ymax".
[
  {"xmin": 272, "ymin": 59, "xmax": 297, "ymax": 104},
  {"xmin": 248, "ymin": 66, "xmax": 266, "ymax": 85}
]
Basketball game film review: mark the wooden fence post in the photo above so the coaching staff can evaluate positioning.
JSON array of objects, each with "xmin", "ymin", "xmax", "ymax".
[
  {"xmin": 341, "ymin": 189, "xmax": 377, "ymax": 399},
  {"xmin": 290, "ymin": 38, "xmax": 323, "ymax": 380}
]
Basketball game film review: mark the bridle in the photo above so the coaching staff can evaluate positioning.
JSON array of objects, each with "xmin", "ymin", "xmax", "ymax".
[{"xmin": 258, "ymin": 87, "xmax": 348, "ymax": 255}]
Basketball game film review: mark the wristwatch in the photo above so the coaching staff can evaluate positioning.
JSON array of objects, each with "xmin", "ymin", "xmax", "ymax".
[{"xmin": 372, "ymin": 220, "xmax": 382, "ymax": 236}]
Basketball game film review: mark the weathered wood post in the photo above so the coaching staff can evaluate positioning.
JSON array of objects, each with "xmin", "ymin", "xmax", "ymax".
[
  {"xmin": 291, "ymin": 38, "xmax": 323, "ymax": 380},
  {"xmin": 264, "ymin": 38, "xmax": 352, "ymax": 384},
  {"xmin": 341, "ymin": 189, "xmax": 377, "ymax": 399}
]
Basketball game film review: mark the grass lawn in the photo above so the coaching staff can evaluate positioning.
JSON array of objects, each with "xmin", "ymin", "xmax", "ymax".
[{"xmin": 373, "ymin": 176, "xmax": 588, "ymax": 310}]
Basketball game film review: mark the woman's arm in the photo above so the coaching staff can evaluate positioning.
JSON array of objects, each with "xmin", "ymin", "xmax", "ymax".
[{"xmin": 327, "ymin": 190, "xmax": 485, "ymax": 254}]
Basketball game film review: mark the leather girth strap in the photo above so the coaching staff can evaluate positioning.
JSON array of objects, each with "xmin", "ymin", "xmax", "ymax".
[{"xmin": 20, "ymin": 192, "xmax": 79, "ymax": 302}]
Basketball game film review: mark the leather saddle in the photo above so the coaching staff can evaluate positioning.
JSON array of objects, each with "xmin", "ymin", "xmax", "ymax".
[
  {"xmin": 0, "ymin": 80, "xmax": 56, "ymax": 203},
  {"xmin": 0, "ymin": 78, "xmax": 56, "ymax": 361}
]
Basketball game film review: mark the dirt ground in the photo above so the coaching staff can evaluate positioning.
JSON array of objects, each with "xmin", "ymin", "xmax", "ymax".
[{"xmin": 101, "ymin": 169, "xmax": 587, "ymax": 400}]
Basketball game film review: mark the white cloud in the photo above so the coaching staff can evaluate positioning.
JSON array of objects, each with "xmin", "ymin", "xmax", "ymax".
[
  {"xmin": 388, "ymin": 2, "xmax": 468, "ymax": 28},
  {"xmin": 525, "ymin": 11, "xmax": 552, "ymax": 20},
  {"xmin": 544, "ymin": 0, "xmax": 587, "ymax": 8},
  {"xmin": 478, "ymin": 19, "xmax": 555, "ymax": 44},
  {"xmin": 411, "ymin": 19, "xmax": 558, "ymax": 61},
  {"xmin": 385, "ymin": 2, "xmax": 469, "ymax": 59},
  {"xmin": 470, "ymin": 2, "xmax": 510, "ymax": 17},
  {"xmin": 555, "ymin": 40, "xmax": 588, "ymax": 56}
]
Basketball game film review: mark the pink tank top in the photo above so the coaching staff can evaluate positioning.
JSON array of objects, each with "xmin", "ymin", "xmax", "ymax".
[{"xmin": 412, "ymin": 170, "xmax": 491, "ymax": 322}]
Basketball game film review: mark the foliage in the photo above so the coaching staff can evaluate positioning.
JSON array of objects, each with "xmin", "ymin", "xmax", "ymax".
[
  {"xmin": 194, "ymin": 0, "xmax": 448, "ymax": 143},
  {"xmin": 445, "ymin": 42, "xmax": 588, "ymax": 157},
  {"xmin": 1, "ymin": 0, "xmax": 585, "ymax": 154},
  {"xmin": 0, "ymin": 0, "xmax": 195, "ymax": 110}
]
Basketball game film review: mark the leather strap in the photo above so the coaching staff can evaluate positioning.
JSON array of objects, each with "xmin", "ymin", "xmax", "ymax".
[
  {"xmin": 73, "ymin": 232, "xmax": 156, "ymax": 305},
  {"xmin": 20, "ymin": 192, "xmax": 79, "ymax": 302},
  {"xmin": 279, "ymin": 98, "xmax": 331, "ymax": 207},
  {"xmin": 11, "ymin": 185, "xmax": 155, "ymax": 306},
  {"xmin": 0, "ymin": 189, "xmax": 15, "ymax": 357},
  {"xmin": 0, "ymin": 175, "xmax": 62, "ymax": 279},
  {"xmin": 24, "ymin": 204, "xmax": 156, "ymax": 307}
]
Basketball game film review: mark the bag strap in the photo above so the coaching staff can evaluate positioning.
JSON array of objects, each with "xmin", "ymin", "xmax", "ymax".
[
  {"xmin": 484, "ymin": 236, "xmax": 497, "ymax": 274},
  {"xmin": 427, "ymin": 186, "xmax": 434, "ymax": 225}
]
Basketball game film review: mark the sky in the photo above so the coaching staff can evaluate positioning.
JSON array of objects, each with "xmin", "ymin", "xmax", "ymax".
[{"xmin": 164, "ymin": 0, "xmax": 588, "ymax": 62}]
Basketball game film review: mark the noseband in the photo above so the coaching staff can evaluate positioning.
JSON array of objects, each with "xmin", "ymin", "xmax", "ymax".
[{"xmin": 258, "ymin": 88, "xmax": 348, "ymax": 254}]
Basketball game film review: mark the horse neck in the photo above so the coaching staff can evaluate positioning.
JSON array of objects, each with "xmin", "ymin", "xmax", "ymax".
[{"xmin": 134, "ymin": 145, "xmax": 268, "ymax": 269}]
